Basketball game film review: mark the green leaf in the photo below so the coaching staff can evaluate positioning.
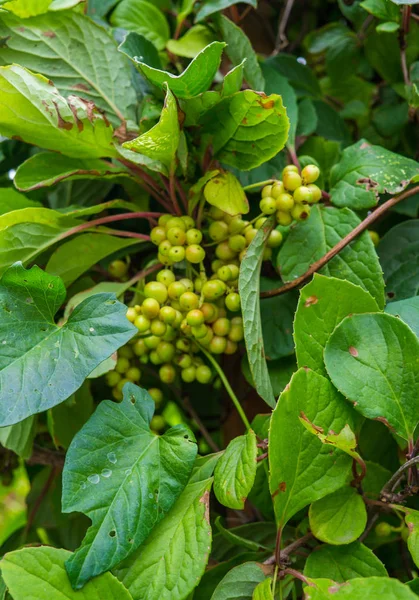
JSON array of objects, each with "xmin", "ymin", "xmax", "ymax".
[
  {"xmin": 297, "ymin": 98, "xmax": 318, "ymax": 137},
  {"xmin": 324, "ymin": 313, "xmax": 419, "ymax": 441},
  {"xmin": 1, "ymin": 0, "xmax": 52, "ymax": 17},
  {"xmin": 0, "ymin": 65, "xmax": 117, "ymax": 159},
  {"xmin": 1, "ymin": 546, "xmax": 133, "ymax": 600},
  {"xmin": 304, "ymin": 541, "xmax": 388, "ymax": 581},
  {"xmin": 385, "ymin": 296, "xmax": 419, "ymax": 338},
  {"xmin": 378, "ymin": 221, "xmax": 419, "ymax": 301},
  {"xmin": 329, "ymin": 140, "xmax": 419, "ymax": 209},
  {"xmin": 201, "ymin": 90, "xmax": 289, "ymax": 171},
  {"xmin": 299, "ymin": 136, "xmax": 341, "ymax": 188},
  {"xmin": 118, "ymin": 31, "xmax": 161, "ymax": 70},
  {"xmin": 0, "ymin": 188, "xmax": 41, "ymax": 214},
  {"xmin": 265, "ymin": 54, "xmax": 321, "ymax": 98},
  {"xmin": 166, "ymin": 24, "xmax": 216, "ymax": 58},
  {"xmin": 294, "ymin": 274, "xmax": 379, "ymax": 375},
  {"xmin": 62, "ymin": 382, "xmax": 197, "ymax": 588},
  {"xmin": 262, "ymin": 64, "xmax": 297, "ymax": 149},
  {"xmin": 376, "ymin": 21, "xmax": 400, "ymax": 32},
  {"xmin": 123, "ymin": 87, "xmax": 179, "ymax": 173},
  {"xmin": 45, "ymin": 233, "xmax": 140, "ymax": 287},
  {"xmin": 133, "ymin": 42, "xmax": 225, "ymax": 99},
  {"xmin": 277, "ymin": 205, "xmax": 385, "ymax": 309},
  {"xmin": 217, "ymin": 15, "xmax": 265, "ymax": 91},
  {"xmin": 392, "ymin": 507, "xmax": 419, "ymax": 569},
  {"xmin": 360, "ymin": 0, "xmax": 400, "ymax": 20},
  {"xmin": 214, "ymin": 429, "xmax": 257, "ymax": 510},
  {"xmin": 299, "ymin": 418, "xmax": 362, "ymax": 467},
  {"xmin": 204, "ymin": 171, "xmax": 249, "ymax": 216},
  {"xmin": 239, "ymin": 218, "xmax": 276, "ymax": 408},
  {"xmin": 0, "ymin": 263, "xmax": 136, "ymax": 426},
  {"xmin": 48, "ymin": 382, "xmax": 94, "ymax": 449},
  {"xmin": 312, "ymin": 100, "xmax": 351, "ymax": 145},
  {"xmin": 110, "ymin": 0, "xmax": 170, "ymax": 51},
  {"xmin": 0, "ymin": 415, "xmax": 36, "ymax": 458},
  {"xmin": 269, "ymin": 368, "xmax": 355, "ymax": 528},
  {"xmin": 115, "ymin": 478, "xmax": 212, "ymax": 600},
  {"xmin": 211, "ymin": 562, "xmax": 268, "ymax": 600},
  {"xmin": 309, "ymin": 487, "xmax": 367, "ymax": 545},
  {"xmin": 196, "ymin": 0, "xmax": 257, "ymax": 22},
  {"xmin": 190, "ymin": 452, "xmax": 222, "ymax": 483},
  {"xmin": 14, "ymin": 153, "xmax": 132, "ymax": 192},
  {"xmin": 252, "ymin": 578, "xmax": 273, "ymax": 600},
  {"xmin": 0, "ymin": 11, "xmax": 136, "ymax": 126},
  {"xmin": 260, "ymin": 277, "xmax": 297, "ymax": 360},
  {"xmin": 304, "ymin": 577, "xmax": 418, "ymax": 599},
  {"xmin": 214, "ymin": 517, "xmax": 268, "ymax": 552}
]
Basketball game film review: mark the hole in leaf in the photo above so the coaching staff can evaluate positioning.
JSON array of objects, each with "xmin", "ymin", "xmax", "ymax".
[
  {"xmin": 130, "ymin": 396, "xmax": 136, "ymax": 404},
  {"xmin": 184, "ymin": 435, "xmax": 189, "ymax": 439},
  {"xmin": 109, "ymin": 530, "xmax": 116, "ymax": 538}
]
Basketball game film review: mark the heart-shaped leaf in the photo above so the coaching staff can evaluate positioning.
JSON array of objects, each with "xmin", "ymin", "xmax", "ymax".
[{"xmin": 304, "ymin": 542, "xmax": 388, "ymax": 581}]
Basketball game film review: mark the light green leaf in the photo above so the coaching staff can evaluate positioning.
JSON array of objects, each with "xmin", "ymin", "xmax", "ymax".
[
  {"xmin": 48, "ymin": 382, "xmax": 94, "ymax": 450},
  {"xmin": 214, "ymin": 429, "xmax": 257, "ymax": 510},
  {"xmin": 45, "ymin": 233, "xmax": 140, "ymax": 287},
  {"xmin": 304, "ymin": 577, "xmax": 418, "ymax": 600},
  {"xmin": 196, "ymin": 0, "xmax": 257, "ymax": 21},
  {"xmin": 49, "ymin": 0, "xmax": 84, "ymax": 9},
  {"xmin": 239, "ymin": 218, "xmax": 276, "ymax": 408},
  {"xmin": 217, "ymin": 15, "xmax": 264, "ymax": 91},
  {"xmin": 0, "ymin": 263, "xmax": 136, "ymax": 427},
  {"xmin": 294, "ymin": 274, "xmax": 379, "ymax": 375},
  {"xmin": 1, "ymin": 0, "xmax": 52, "ymax": 17},
  {"xmin": 388, "ymin": 0, "xmax": 419, "ymax": 5},
  {"xmin": 269, "ymin": 368, "xmax": 355, "ymax": 528},
  {"xmin": 64, "ymin": 282, "xmax": 133, "ymax": 319},
  {"xmin": 309, "ymin": 487, "xmax": 367, "ymax": 545},
  {"xmin": 0, "ymin": 65, "xmax": 117, "ymax": 159},
  {"xmin": 1, "ymin": 546, "xmax": 133, "ymax": 600},
  {"xmin": 167, "ymin": 24, "xmax": 216, "ymax": 58},
  {"xmin": 110, "ymin": 0, "xmax": 170, "ymax": 50},
  {"xmin": 134, "ymin": 42, "xmax": 225, "ymax": 99},
  {"xmin": 378, "ymin": 221, "xmax": 419, "ymax": 302},
  {"xmin": 123, "ymin": 87, "xmax": 179, "ymax": 174},
  {"xmin": 211, "ymin": 562, "xmax": 268, "ymax": 600},
  {"xmin": 115, "ymin": 478, "xmax": 212, "ymax": 600},
  {"xmin": 118, "ymin": 31, "xmax": 161, "ymax": 70},
  {"xmin": 376, "ymin": 21, "xmax": 400, "ymax": 32},
  {"xmin": 385, "ymin": 296, "xmax": 419, "ymax": 338},
  {"xmin": 299, "ymin": 418, "xmax": 362, "ymax": 468},
  {"xmin": 189, "ymin": 452, "xmax": 222, "ymax": 483},
  {"xmin": 222, "ymin": 61, "xmax": 245, "ymax": 96},
  {"xmin": 0, "ymin": 11, "xmax": 136, "ymax": 126},
  {"xmin": 62, "ymin": 382, "xmax": 197, "ymax": 588},
  {"xmin": 0, "ymin": 188, "xmax": 41, "ymax": 214},
  {"xmin": 329, "ymin": 140, "xmax": 419, "ymax": 209},
  {"xmin": 204, "ymin": 171, "xmax": 249, "ymax": 216},
  {"xmin": 392, "ymin": 507, "xmax": 419, "ymax": 569},
  {"xmin": 324, "ymin": 313, "xmax": 419, "ymax": 441},
  {"xmin": 277, "ymin": 205, "xmax": 385, "ymax": 309},
  {"xmin": 360, "ymin": 0, "xmax": 400, "ymax": 20},
  {"xmin": 252, "ymin": 578, "xmax": 273, "ymax": 600},
  {"xmin": 0, "ymin": 415, "xmax": 36, "ymax": 458},
  {"xmin": 304, "ymin": 541, "xmax": 388, "ymax": 581}
]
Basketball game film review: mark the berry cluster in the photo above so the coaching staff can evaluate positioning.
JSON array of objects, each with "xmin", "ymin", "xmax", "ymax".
[
  {"xmin": 150, "ymin": 215, "xmax": 205, "ymax": 266},
  {"xmin": 259, "ymin": 164, "xmax": 321, "ymax": 225}
]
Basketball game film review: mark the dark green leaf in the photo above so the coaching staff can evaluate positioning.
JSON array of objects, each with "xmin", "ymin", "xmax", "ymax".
[
  {"xmin": 260, "ymin": 277, "xmax": 297, "ymax": 360},
  {"xmin": 265, "ymin": 55, "xmax": 321, "ymax": 98},
  {"xmin": 48, "ymin": 383, "xmax": 94, "ymax": 450},
  {"xmin": 296, "ymin": 98, "xmax": 318, "ymax": 137},
  {"xmin": 118, "ymin": 31, "xmax": 161, "ymax": 69},
  {"xmin": 378, "ymin": 221, "xmax": 419, "ymax": 301},
  {"xmin": 214, "ymin": 517, "xmax": 268, "ymax": 553},
  {"xmin": 196, "ymin": 0, "xmax": 257, "ymax": 22},
  {"xmin": 304, "ymin": 542, "xmax": 388, "ymax": 581},
  {"xmin": 262, "ymin": 64, "xmax": 297, "ymax": 149},
  {"xmin": 0, "ymin": 416, "xmax": 36, "ymax": 459},
  {"xmin": 110, "ymin": 0, "xmax": 170, "ymax": 50},
  {"xmin": 385, "ymin": 296, "xmax": 419, "ymax": 338},
  {"xmin": 312, "ymin": 100, "xmax": 351, "ymax": 145},
  {"xmin": 211, "ymin": 562, "xmax": 268, "ymax": 600}
]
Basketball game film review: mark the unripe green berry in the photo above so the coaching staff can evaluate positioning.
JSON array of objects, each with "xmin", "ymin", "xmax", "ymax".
[
  {"xmin": 181, "ymin": 366, "xmax": 196, "ymax": 383},
  {"xmin": 119, "ymin": 345, "xmax": 134, "ymax": 359},
  {"xmin": 186, "ymin": 228, "xmax": 203, "ymax": 245},
  {"xmin": 126, "ymin": 307, "xmax": 137, "ymax": 322},
  {"xmin": 196, "ymin": 365, "xmax": 212, "ymax": 384},
  {"xmin": 115, "ymin": 356, "xmax": 130, "ymax": 374},
  {"xmin": 158, "ymin": 251, "xmax": 173, "ymax": 266},
  {"xmin": 176, "ymin": 338, "xmax": 191, "ymax": 353},
  {"xmin": 144, "ymin": 281, "xmax": 168, "ymax": 304},
  {"xmin": 176, "ymin": 354, "xmax": 192, "ymax": 369},
  {"xmin": 173, "ymin": 310, "xmax": 184, "ymax": 328},
  {"xmin": 148, "ymin": 387, "xmax": 163, "ymax": 406},
  {"xmin": 209, "ymin": 206, "xmax": 225, "ymax": 220},
  {"xmin": 217, "ymin": 266, "xmax": 233, "ymax": 282},
  {"xmin": 156, "ymin": 269, "xmax": 176, "ymax": 287},
  {"xmin": 151, "ymin": 415, "xmax": 166, "ymax": 432},
  {"xmin": 106, "ymin": 370, "xmax": 121, "ymax": 387},
  {"xmin": 139, "ymin": 354, "xmax": 149, "ymax": 364},
  {"xmin": 276, "ymin": 210, "xmax": 293, "ymax": 226},
  {"xmin": 168, "ymin": 245, "xmax": 186, "ymax": 263},
  {"xmin": 200, "ymin": 326, "xmax": 214, "ymax": 346},
  {"xmin": 150, "ymin": 226, "xmax": 166, "ymax": 245},
  {"xmin": 187, "ymin": 309, "xmax": 205, "ymax": 326},
  {"xmin": 179, "ymin": 278, "xmax": 194, "ymax": 292},
  {"xmin": 293, "ymin": 185, "xmax": 313, "ymax": 204},
  {"xmin": 158, "ymin": 240, "xmax": 172, "ymax": 257},
  {"xmin": 263, "ymin": 247, "xmax": 273, "ymax": 261},
  {"xmin": 267, "ymin": 229, "xmax": 283, "ymax": 248},
  {"xmin": 212, "ymin": 317, "xmax": 231, "ymax": 337},
  {"xmin": 261, "ymin": 184, "xmax": 273, "ymax": 198},
  {"xmin": 158, "ymin": 214, "xmax": 172, "ymax": 227},
  {"xmin": 260, "ymin": 197, "xmax": 277, "ymax": 215},
  {"xmin": 282, "ymin": 165, "xmax": 299, "ymax": 176},
  {"xmin": 159, "ymin": 363, "xmax": 176, "ymax": 384},
  {"xmin": 126, "ymin": 366, "xmax": 141, "ymax": 382},
  {"xmin": 179, "ymin": 291, "xmax": 199, "ymax": 311},
  {"xmin": 229, "ymin": 323, "xmax": 244, "ymax": 342},
  {"xmin": 144, "ymin": 335, "xmax": 161, "ymax": 350},
  {"xmin": 375, "ymin": 522, "xmax": 393, "ymax": 537},
  {"xmin": 245, "ymin": 228, "xmax": 258, "ymax": 244},
  {"xmin": 216, "ymin": 241, "xmax": 237, "ymax": 261},
  {"xmin": 209, "ymin": 336, "xmax": 227, "ymax": 354},
  {"xmin": 149, "ymin": 350, "xmax": 162, "ymax": 365},
  {"xmin": 228, "ymin": 235, "xmax": 246, "ymax": 253},
  {"xmin": 133, "ymin": 339, "xmax": 147, "ymax": 356},
  {"xmin": 168, "ymin": 281, "xmax": 187, "ymax": 300},
  {"xmin": 191, "ymin": 324, "xmax": 208, "ymax": 339},
  {"xmin": 276, "ymin": 193, "xmax": 294, "ymax": 211},
  {"xmin": 166, "ymin": 226, "xmax": 186, "ymax": 245},
  {"xmin": 224, "ymin": 339, "xmax": 238, "ymax": 355},
  {"xmin": 201, "ymin": 302, "xmax": 218, "ymax": 322},
  {"xmin": 181, "ymin": 215, "xmax": 195, "ymax": 230},
  {"xmin": 291, "ymin": 203, "xmax": 311, "ymax": 221},
  {"xmin": 301, "ymin": 164, "xmax": 320, "ymax": 184},
  {"xmin": 369, "ymin": 230, "xmax": 380, "ymax": 246},
  {"xmin": 271, "ymin": 182, "xmax": 285, "ymax": 198},
  {"xmin": 228, "ymin": 216, "xmax": 246, "ymax": 234},
  {"xmin": 209, "ymin": 220, "xmax": 229, "ymax": 241},
  {"xmin": 307, "ymin": 184, "xmax": 322, "ymax": 203},
  {"xmin": 157, "ymin": 341, "xmax": 175, "ymax": 362},
  {"xmin": 150, "ymin": 319, "xmax": 166, "ymax": 337},
  {"xmin": 166, "ymin": 217, "xmax": 186, "ymax": 231},
  {"xmin": 108, "ymin": 259, "xmax": 128, "ymax": 278},
  {"xmin": 225, "ymin": 292, "xmax": 241, "ymax": 312},
  {"xmin": 283, "ymin": 171, "xmax": 302, "ymax": 191},
  {"xmin": 185, "ymin": 244, "xmax": 206, "ymax": 264},
  {"xmin": 255, "ymin": 217, "xmax": 267, "ymax": 230},
  {"xmin": 159, "ymin": 306, "xmax": 177, "ymax": 324},
  {"xmin": 134, "ymin": 314, "xmax": 151, "ymax": 333},
  {"xmin": 141, "ymin": 298, "xmax": 160, "ymax": 319},
  {"xmin": 202, "ymin": 280, "xmax": 226, "ymax": 301},
  {"xmin": 116, "ymin": 377, "xmax": 129, "ymax": 393}
]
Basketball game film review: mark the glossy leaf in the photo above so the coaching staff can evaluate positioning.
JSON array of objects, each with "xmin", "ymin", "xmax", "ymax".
[
  {"xmin": 0, "ymin": 263, "xmax": 136, "ymax": 426},
  {"xmin": 133, "ymin": 42, "xmax": 225, "ymax": 99},
  {"xmin": 304, "ymin": 542, "xmax": 388, "ymax": 581},
  {"xmin": 385, "ymin": 296, "xmax": 419, "ymax": 338},
  {"xmin": 115, "ymin": 478, "xmax": 212, "ymax": 600},
  {"xmin": 204, "ymin": 171, "xmax": 249, "ymax": 216},
  {"xmin": 294, "ymin": 274, "xmax": 379, "ymax": 375},
  {"xmin": 277, "ymin": 205, "xmax": 385, "ymax": 309},
  {"xmin": 239, "ymin": 218, "xmax": 276, "ymax": 408},
  {"xmin": 304, "ymin": 577, "xmax": 418, "ymax": 599},
  {"xmin": 110, "ymin": 0, "xmax": 170, "ymax": 50},
  {"xmin": 118, "ymin": 31, "xmax": 161, "ymax": 70},
  {"xmin": 0, "ymin": 65, "xmax": 117, "ymax": 159},
  {"xmin": 269, "ymin": 369, "xmax": 355, "ymax": 528},
  {"xmin": 211, "ymin": 562, "xmax": 268, "ymax": 600},
  {"xmin": 325, "ymin": 313, "xmax": 419, "ymax": 441},
  {"xmin": 0, "ymin": 188, "xmax": 41, "ymax": 215},
  {"xmin": 329, "ymin": 140, "xmax": 419, "ymax": 209},
  {"xmin": 62, "ymin": 382, "xmax": 197, "ymax": 588},
  {"xmin": 214, "ymin": 429, "xmax": 257, "ymax": 510},
  {"xmin": 166, "ymin": 25, "xmax": 216, "ymax": 58},
  {"xmin": 252, "ymin": 578, "xmax": 273, "ymax": 600},
  {"xmin": 0, "ymin": 11, "xmax": 136, "ymax": 126},
  {"xmin": 0, "ymin": 416, "xmax": 36, "ymax": 459},
  {"xmin": 1, "ymin": 546, "xmax": 133, "ymax": 599},
  {"xmin": 196, "ymin": 0, "xmax": 257, "ymax": 22}
]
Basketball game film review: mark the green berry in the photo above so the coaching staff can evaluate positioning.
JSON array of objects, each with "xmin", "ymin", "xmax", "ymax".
[
  {"xmin": 369, "ymin": 230, "xmax": 380, "ymax": 246},
  {"xmin": 282, "ymin": 165, "xmax": 299, "ymax": 176},
  {"xmin": 179, "ymin": 291, "xmax": 199, "ymax": 311},
  {"xmin": 228, "ymin": 235, "xmax": 246, "ymax": 253},
  {"xmin": 163, "ymin": 325, "xmax": 177, "ymax": 341},
  {"xmin": 150, "ymin": 319, "xmax": 166, "ymax": 337},
  {"xmin": 263, "ymin": 247, "xmax": 272, "ymax": 261},
  {"xmin": 115, "ymin": 356, "xmax": 130, "ymax": 374},
  {"xmin": 159, "ymin": 306, "xmax": 177, "ymax": 325},
  {"xmin": 307, "ymin": 184, "xmax": 322, "ymax": 203},
  {"xmin": 144, "ymin": 335, "xmax": 161, "ymax": 350},
  {"xmin": 119, "ymin": 345, "xmax": 134, "ymax": 359},
  {"xmin": 144, "ymin": 281, "xmax": 168, "ymax": 304},
  {"xmin": 225, "ymin": 292, "xmax": 241, "ymax": 312},
  {"xmin": 149, "ymin": 350, "xmax": 162, "ymax": 365},
  {"xmin": 191, "ymin": 324, "xmax": 208, "ymax": 339},
  {"xmin": 291, "ymin": 203, "xmax": 311, "ymax": 221},
  {"xmin": 217, "ymin": 266, "xmax": 233, "ymax": 282},
  {"xmin": 283, "ymin": 171, "xmax": 302, "ymax": 191},
  {"xmin": 293, "ymin": 186, "xmax": 313, "ymax": 204},
  {"xmin": 301, "ymin": 164, "xmax": 320, "ymax": 184},
  {"xmin": 202, "ymin": 279, "xmax": 226, "ymax": 301},
  {"xmin": 181, "ymin": 366, "xmax": 196, "ymax": 383},
  {"xmin": 168, "ymin": 245, "xmax": 186, "ymax": 263},
  {"xmin": 168, "ymin": 281, "xmax": 187, "ymax": 300},
  {"xmin": 176, "ymin": 338, "xmax": 191, "ymax": 353},
  {"xmin": 106, "ymin": 371, "xmax": 121, "ymax": 387},
  {"xmin": 166, "ymin": 227, "xmax": 186, "ymax": 246},
  {"xmin": 141, "ymin": 298, "xmax": 160, "ymax": 319},
  {"xmin": 229, "ymin": 319, "xmax": 244, "ymax": 342},
  {"xmin": 133, "ymin": 339, "xmax": 147, "ymax": 356},
  {"xmin": 126, "ymin": 366, "xmax": 141, "ymax": 382},
  {"xmin": 187, "ymin": 309, "xmax": 205, "ymax": 326},
  {"xmin": 134, "ymin": 314, "xmax": 151, "ymax": 333},
  {"xmin": 209, "ymin": 206, "xmax": 226, "ymax": 220},
  {"xmin": 158, "ymin": 214, "xmax": 172, "ymax": 227},
  {"xmin": 156, "ymin": 269, "xmax": 176, "ymax": 287},
  {"xmin": 201, "ymin": 302, "xmax": 218, "ymax": 322},
  {"xmin": 176, "ymin": 354, "xmax": 192, "ymax": 368},
  {"xmin": 245, "ymin": 228, "xmax": 258, "ymax": 244},
  {"xmin": 196, "ymin": 365, "xmax": 212, "ymax": 384},
  {"xmin": 158, "ymin": 240, "xmax": 172, "ymax": 257},
  {"xmin": 181, "ymin": 215, "xmax": 195, "ymax": 230},
  {"xmin": 228, "ymin": 216, "xmax": 247, "ymax": 234},
  {"xmin": 216, "ymin": 241, "xmax": 237, "ymax": 261},
  {"xmin": 185, "ymin": 244, "xmax": 206, "ymax": 264},
  {"xmin": 150, "ymin": 226, "xmax": 167, "ymax": 245},
  {"xmin": 186, "ymin": 228, "xmax": 203, "ymax": 245},
  {"xmin": 260, "ymin": 197, "xmax": 277, "ymax": 215},
  {"xmin": 209, "ymin": 220, "xmax": 228, "ymax": 241},
  {"xmin": 276, "ymin": 210, "xmax": 293, "ymax": 226},
  {"xmin": 375, "ymin": 522, "xmax": 393, "ymax": 537},
  {"xmin": 209, "ymin": 336, "xmax": 227, "ymax": 354},
  {"xmin": 166, "ymin": 217, "xmax": 186, "ymax": 231},
  {"xmin": 159, "ymin": 363, "xmax": 176, "ymax": 383},
  {"xmin": 271, "ymin": 182, "xmax": 285, "ymax": 198},
  {"xmin": 276, "ymin": 193, "xmax": 294, "ymax": 211},
  {"xmin": 126, "ymin": 307, "xmax": 137, "ymax": 323},
  {"xmin": 224, "ymin": 339, "xmax": 238, "ymax": 355},
  {"xmin": 157, "ymin": 341, "xmax": 175, "ymax": 362},
  {"xmin": 212, "ymin": 317, "xmax": 231, "ymax": 337},
  {"xmin": 108, "ymin": 259, "xmax": 128, "ymax": 278},
  {"xmin": 148, "ymin": 387, "xmax": 164, "ymax": 406},
  {"xmin": 261, "ymin": 184, "xmax": 273, "ymax": 198},
  {"xmin": 267, "ymin": 229, "xmax": 283, "ymax": 248},
  {"xmin": 255, "ymin": 217, "xmax": 267, "ymax": 230},
  {"xmin": 151, "ymin": 415, "xmax": 166, "ymax": 432},
  {"xmin": 179, "ymin": 278, "xmax": 194, "ymax": 292}
]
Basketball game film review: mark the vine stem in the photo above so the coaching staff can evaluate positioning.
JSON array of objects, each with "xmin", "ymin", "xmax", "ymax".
[
  {"xmin": 169, "ymin": 169, "xmax": 183, "ymax": 216},
  {"xmin": 381, "ymin": 456, "xmax": 419, "ymax": 495},
  {"xmin": 57, "ymin": 212, "xmax": 162, "ymax": 243},
  {"xmin": 261, "ymin": 185, "xmax": 419, "ymax": 299},
  {"xmin": 243, "ymin": 179, "xmax": 276, "ymax": 192},
  {"xmin": 400, "ymin": 6, "xmax": 412, "ymax": 86},
  {"xmin": 198, "ymin": 345, "xmax": 251, "ymax": 430},
  {"xmin": 125, "ymin": 262, "xmax": 162, "ymax": 287}
]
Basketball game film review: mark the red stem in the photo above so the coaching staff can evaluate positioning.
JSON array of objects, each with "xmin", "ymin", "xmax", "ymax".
[
  {"xmin": 58, "ymin": 212, "xmax": 160, "ymax": 242},
  {"xmin": 126, "ymin": 262, "xmax": 162, "ymax": 286},
  {"xmin": 169, "ymin": 170, "xmax": 183, "ymax": 216}
]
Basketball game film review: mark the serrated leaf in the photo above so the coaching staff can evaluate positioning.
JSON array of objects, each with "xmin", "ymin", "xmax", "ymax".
[
  {"xmin": 0, "ymin": 263, "xmax": 136, "ymax": 426},
  {"xmin": 329, "ymin": 140, "xmax": 419, "ymax": 209},
  {"xmin": 294, "ymin": 274, "xmax": 379, "ymax": 375},
  {"xmin": 239, "ymin": 218, "xmax": 276, "ymax": 408},
  {"xmin": 0, "ymin": 11, "xmax": 136, "ymax": 126},
  {"xmin": 269, "ymin": 369, "xmax": 355, "ymax": 528},
  {"xmin": 309, "ymin": 487, "xmax": 367, "ymax": 545},
  {"xmin": 277, "ymin": 205, "xmax": 385, "ymax": 309},
  {"xmin": 304, "ymin": 541, "xmax": 388, "ymax": 581},
  {"xmin": 45, "ymin": 233, "xmax": 140, "ymax": 287},
  {"xmin": 204, "ymin": 170, "xmax": 249, "ymax": 216},
  {"xmin": 0, "ymin": 188, "xmax": 41, "ymax": 214},
  {"xmin": 217, "ymin": 15, "xmax": 264, "ymax": 91},
  {"xmin": 123, "ymin": 87, "xmax": 179, "ymax": 174},
  {"xmin": 304, "ymin": 577, "xmax": 418, "ymax": 599},
  {"xmin": 324, "ymin": 313, "xmax": 419, "ymax": 441},
  {"xmin": 0, "ymin": 65, "xmax": 117, "ymax": 159},
  {"xmin": 296, "ymin": 97, "xmax": 318, "ymax": 137},
  {"xmin": 201, "ymin": 89, "xmax": 289, "ymax": 171},
  {"xmin": 211, "ymin": 562, "xmax": 268, "ymax": 600},
  {"xmin": 167, "ymin": 24, "xmax": 216, "ymax": 58},
  {"xmin": 115, "ymin": 478, "xmax": 212, "ymax": 600},
  {"xmin": 1, "ymin": 546, "xmax": 133, "ymax": 600},
  {"xmin": 392, "ymin": 507, "xmax": 419, "ymax": 569},
  {"xmin": 62, "ymin": 382, "xmax": 197, "ymax": 588},
  {"xmin": 133, "ymin": 42, "xmax": 225, "ymax": 99},
  {"xmin": 14, "ymin": 153, "xmax": 132, "ymax": 192},
  {"xmin": 378, "ymin": 220, "xmax": 419, "ymax": 302},
  {"xmin": 110, "ymin": 0, "xmax": 169, "ymax": 50},
  {"xmin": 118, "ymin": 31, "xmax": 161, "ymax": 70},
  {"xmin": 385, "ymin": 296, "xmax": 419, "ymax": 338},
  {"xmin": 0, "ymin": 415, "xmax": 36, "ymax": 458},
  {"xmin": 214, "ymin": 429, "xmax": 257, "ymax": 510},
  {"xmin": 252, "ymin": 578, "xmax": 273, "ymax": 600}
]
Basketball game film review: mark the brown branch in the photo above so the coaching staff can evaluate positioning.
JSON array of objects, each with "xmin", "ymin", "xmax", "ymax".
[
  {"xmin": 169, "ymin": 171, "xmax": 182, "ymax": 216},
  {"xmin": 272, "ymin": 0, "xmax": 295, "ymax": 54},
  {"xmin": 126, "ymin": 262, "xmax": 162, "ymax": 287},
  {"xmin": 265, "ymin": 532, "xmax": 314, "ymax": 566},
  {"xmin": 57, "ymin": 212, "xmax": 160, "ymax": 243},
  {"xmin": 261, "ymin": 185, "xmax": 419, "ymax": 299},
  {"xmin": 400, "ymin": 6, "xmax": 412, "ymax": 86},
  {"xmin": 27, "ymin": 445, "xmax": 65, "ymax": 468},
  {"xmin": 381, "ymin": 456, "xmax": 419, "ymax": 496}
]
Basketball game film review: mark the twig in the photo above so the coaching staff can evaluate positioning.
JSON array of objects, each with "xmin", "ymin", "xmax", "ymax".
[
  {"xmin": 125, "ymin": 262, "xmax": 162, "ymax": 287},
  {"xmin": 256, "ymin": 452, "xmax": 268, "ymax": 462},
  {"xmin": 265, "ymin": 532, "xmax": 313, "ymax": 565},
  {"xmin": 243, "ymin": 179, "xmax": 276, "ymax": 193},
  {"xmin": 273, "ymin": 0, "xmax": 295, "ymax": 54},
  {"xmin": 27, "ymin": 445, "xmax": 65, "ymax": 468},
  {"xmin": 260, "ymin": 185, "xmax": 419, "ymax": 299},
  {"xmin": 57, "ymin": 212, "xmax": 160, "ymax": 243},
  {"xmin": 169, "ymin": 170, "xmax": 183, "ymax": 216},
  {"xmin": 287, "ymin": 145, "xmax": 300, "ymax": 170},
  {"xmin": 175, "ymin": 178, "xmax": 189, "ymax": 213},
  {"xmin": 183, "ymin": 396, "xmax": 220, "ymax": 453},
  {"xmin": 381, "ymin": 456, "xmax": 419, "ymax": 496},
  {"xmin": 400, "ymin": 6, "xmax": 412, "ymax": 86},
  {"xmin": 279, "ymin": 568, "xmax": 312, "ymax": 586},
  {"xmin": 97, "ymin": 228, "xmax": 150, "ymax": 240}
]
